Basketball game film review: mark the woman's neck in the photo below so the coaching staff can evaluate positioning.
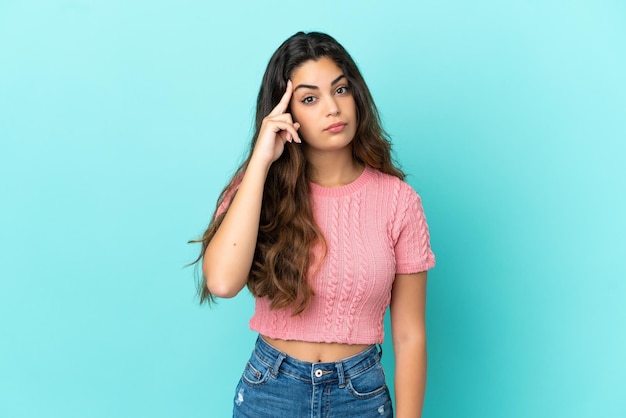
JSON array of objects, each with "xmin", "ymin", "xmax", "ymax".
[{"xmin": 306, "ymin": 147, "xmax": 364, "ymax": 187}]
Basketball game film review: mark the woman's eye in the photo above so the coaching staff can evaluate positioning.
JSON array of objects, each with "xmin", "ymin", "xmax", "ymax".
[
  {"xmin": 336, "ymin": 86, "xmax": 349, "ymax": 95},
  {"xmin": 302, "ymin": 96, "xmax": 316, "ymax": 104}
]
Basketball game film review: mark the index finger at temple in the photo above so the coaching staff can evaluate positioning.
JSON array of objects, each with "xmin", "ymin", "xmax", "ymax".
[{"xmin": 269, "ymin": 80, "xmax": 293, "ymax": 116}]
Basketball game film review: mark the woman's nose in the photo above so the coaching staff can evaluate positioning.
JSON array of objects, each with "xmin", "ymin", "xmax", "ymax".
[{"xmin": 326, "ymin": 97, "xmax": 341, "ymax": 116}]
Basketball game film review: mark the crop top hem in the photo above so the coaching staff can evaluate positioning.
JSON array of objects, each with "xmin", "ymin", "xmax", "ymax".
[{"xmin": 250, "ymin": 328, "xmax": 385, "ymax": 345}]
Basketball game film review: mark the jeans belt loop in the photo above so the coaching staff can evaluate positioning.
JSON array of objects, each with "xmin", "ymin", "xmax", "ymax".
[
  {"xmin": 335, "ymin": 361, "xmax": 346, "ymax": 388},
  {"xmin": 272, "ymin": 352, "xmax": 286, "ymax": 378}
]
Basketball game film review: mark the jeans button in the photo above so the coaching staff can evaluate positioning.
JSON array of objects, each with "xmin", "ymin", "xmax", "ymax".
[{"xmin": 314, "ymin": 369, "xmax": 323, "ymax": 378}]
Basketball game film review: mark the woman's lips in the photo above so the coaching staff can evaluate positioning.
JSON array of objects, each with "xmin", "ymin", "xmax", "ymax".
[{"xmin": 325, "ymin": 122, "xmax": 346, "ymax": 133}]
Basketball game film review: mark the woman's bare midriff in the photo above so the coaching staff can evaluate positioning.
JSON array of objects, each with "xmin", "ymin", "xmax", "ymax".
[{"xmin": 262, "ymin": 335, "xmax": 372, "ymax": 363}]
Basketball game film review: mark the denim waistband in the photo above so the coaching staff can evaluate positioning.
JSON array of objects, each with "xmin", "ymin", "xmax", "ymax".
[{"xmin": 252, "ymin": 335, "xmax": 382, "ymax": 387}]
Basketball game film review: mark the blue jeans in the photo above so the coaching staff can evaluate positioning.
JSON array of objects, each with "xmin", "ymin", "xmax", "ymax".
[{"xmin": 232, "ymin": 336, "xmax": 393, "ymax": 417}]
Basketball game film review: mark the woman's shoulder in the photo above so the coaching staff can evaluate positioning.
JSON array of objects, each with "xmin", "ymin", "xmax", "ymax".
[{"xmin": 368, "ymin": 167, "xmax": 419, "ymax": 198}]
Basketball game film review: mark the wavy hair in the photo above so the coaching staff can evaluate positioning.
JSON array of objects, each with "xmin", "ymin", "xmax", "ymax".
[{"xmin": 193, "ymin": 32, "xmax": 404, "ymax": 314}]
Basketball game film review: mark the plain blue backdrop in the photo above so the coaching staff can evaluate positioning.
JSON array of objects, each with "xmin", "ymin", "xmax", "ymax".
[{"xmin": 1, "ymin": 0, "xmax": 625, "ymax": 417}]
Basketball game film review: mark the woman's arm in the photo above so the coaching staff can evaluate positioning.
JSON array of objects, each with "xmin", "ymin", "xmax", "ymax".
[
  {"xmin": 202, "ymin": 159, "xmax": 270, "ymax": 297},
  {"xmin": 202, "ymin": 81, "xmax": 301, "ymax": 298},
  {"xmin": 390, "ymin": 271, "xmax": 428, "ymax": 418}
]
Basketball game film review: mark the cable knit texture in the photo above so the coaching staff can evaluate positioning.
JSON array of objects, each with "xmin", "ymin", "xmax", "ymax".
[
  {"xmin": 215, "ymin": 167, "xmax": 435, "ymax": 343},
  {"xmin": 240, "ymin": 166, "xmax": 436, "ymax": 344}
]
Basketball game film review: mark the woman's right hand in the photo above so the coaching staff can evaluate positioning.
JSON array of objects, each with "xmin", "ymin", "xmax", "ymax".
[{"xmin": 251, "ymin": 80, "xmax": 301, "ymax": 165}]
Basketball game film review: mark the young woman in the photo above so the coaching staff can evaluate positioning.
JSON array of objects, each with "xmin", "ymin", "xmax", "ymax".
[{"xmin": 195, "ymin": 32, "xmax": 435, "ymax": 417}]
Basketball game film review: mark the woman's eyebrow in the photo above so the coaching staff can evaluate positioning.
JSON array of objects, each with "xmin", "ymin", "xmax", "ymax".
[
  {"xmin": 330, "ymin": 74, "xmax": 347, "ymax": 86},
  {"xmin": 294, "ymin": 74, "xmax": 346, "ymax": 91}
]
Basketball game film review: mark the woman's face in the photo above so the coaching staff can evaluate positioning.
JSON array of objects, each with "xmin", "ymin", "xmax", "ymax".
[{"xmin": 289, "ymin": 57, "xmax": 357, "ymax": 154}]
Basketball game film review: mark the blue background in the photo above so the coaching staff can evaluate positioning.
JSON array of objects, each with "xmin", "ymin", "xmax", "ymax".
[{"xmin": 1, "ymin": 0, "xmax": 625, "ymax": 417}]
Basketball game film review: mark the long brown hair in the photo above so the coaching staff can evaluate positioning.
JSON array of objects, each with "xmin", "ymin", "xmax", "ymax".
[{"xmin": 193, "ymin": 32, "xmax": 404, "ymax": 314}]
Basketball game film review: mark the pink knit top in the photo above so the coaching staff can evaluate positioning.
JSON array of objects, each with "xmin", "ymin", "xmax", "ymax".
[{"xmin": 219, "ymin": 166, "xmax": 435, "ymax": 344}]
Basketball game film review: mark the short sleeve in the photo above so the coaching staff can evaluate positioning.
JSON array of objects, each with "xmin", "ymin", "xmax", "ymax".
[
  {"xmin": 214, "ymin": 187, "xmax": 236, "ymax": 219},
  {"xmin": 214, "ymin": 175, "xmax": 242, "ymax": 219},
  {"xmin": 394, "ymin": 188, "xmax": 436, "ymax": 274}
]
